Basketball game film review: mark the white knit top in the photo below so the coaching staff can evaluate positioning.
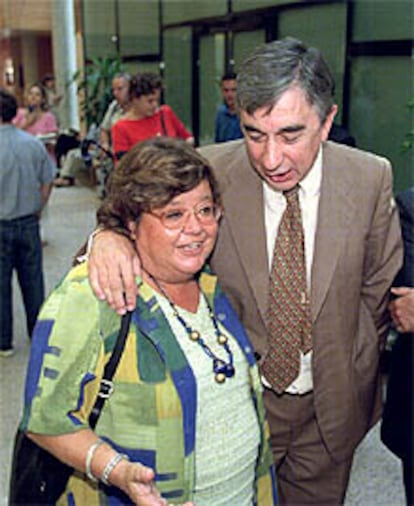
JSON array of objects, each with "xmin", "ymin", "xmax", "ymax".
[{"xmin": 155, "ymin": 292, "xmax": 260, "ymax": 505}]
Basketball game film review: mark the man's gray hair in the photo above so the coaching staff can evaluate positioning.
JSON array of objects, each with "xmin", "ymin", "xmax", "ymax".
[
  {"xmin": 113, "ymin": 72, "xmax": 132, "ymax": 83},
  {"xmin": 236, "ymin": 37, "xmax": 335, "ymax": 123}
]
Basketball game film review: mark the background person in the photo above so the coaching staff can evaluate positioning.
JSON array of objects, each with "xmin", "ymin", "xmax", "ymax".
[
  {"xmin": 13, "ymin": 82, "xmax": 58, "ymax": 244},
  {"xmin": 99, "ymin": 71, "xmax": 131, "ymax": 153},
  {"xmin": 13, "ymin": 82, "xmax": 58, "ymax": 133},
  {"xmin": 214, "ymin": 72, "xmax": 243, "ymax": 143},
  {"xmin": 54, "ymin": 72, "xmax": 131, "ymax": 189},
  {"xmin": 21, "ymin": 137, "xmax": 277, "ymax": 505},
  {"xmin": 13, "ymin": 82, "xmax": 58, "ymax": 165},
  {"xmin": 112, "ymin": 72, "xmax": 194, "ymax": 161},
  {"xmin": 87, "ymin": 37, "xmax": 402, "ymax": 505},
  {"xmin": 0, "ymin": 88, "xmax": 54, "ymax": 357},
  {"xmin": 41, "ymin": 73, "xmax": 63, "ymax": 125},
  {"xmin": 381, "ymin": 186, "xmax": 414, "ymax": 505}
]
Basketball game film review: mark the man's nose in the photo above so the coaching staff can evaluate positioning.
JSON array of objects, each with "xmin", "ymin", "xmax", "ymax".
[{"xmin": 261, "ymin": 138, "xmax": 283, "ymax": 170}]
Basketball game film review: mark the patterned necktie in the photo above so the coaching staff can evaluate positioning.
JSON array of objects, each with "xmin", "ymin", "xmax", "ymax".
[{"xmin": 262, "ymin": 186, "xmax": 312, "ymax": 393}]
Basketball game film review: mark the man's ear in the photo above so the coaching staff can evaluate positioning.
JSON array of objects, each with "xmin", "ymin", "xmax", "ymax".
[{"xmin": 321, "ymin": 104, "xmax": 338, "ymax": 141}]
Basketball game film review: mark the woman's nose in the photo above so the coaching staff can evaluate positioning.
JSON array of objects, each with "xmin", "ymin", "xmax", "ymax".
[{"xmin": 182, "ymin": 210, "xmax": 203, "ymax": 233}]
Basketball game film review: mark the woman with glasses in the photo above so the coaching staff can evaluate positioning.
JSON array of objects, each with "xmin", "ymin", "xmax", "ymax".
[{"xmin": 19, "ymin": 137, "xmax": 277, "ymax": 505}]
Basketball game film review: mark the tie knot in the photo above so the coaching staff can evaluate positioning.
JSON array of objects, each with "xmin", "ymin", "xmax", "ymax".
[{"xmin": 283, "ymin": 185, "xmax": 300, "ymax": 205}]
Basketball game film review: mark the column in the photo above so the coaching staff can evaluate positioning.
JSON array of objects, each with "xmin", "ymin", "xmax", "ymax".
[{"xmin": 51, "ymin": 0, "xmax": 79, "ymax": 130}]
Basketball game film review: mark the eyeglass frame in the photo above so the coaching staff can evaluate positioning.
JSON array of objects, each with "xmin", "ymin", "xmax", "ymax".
[{"xmin": 148, "ymin": 202, "xmax": 222, "ymax": 230}]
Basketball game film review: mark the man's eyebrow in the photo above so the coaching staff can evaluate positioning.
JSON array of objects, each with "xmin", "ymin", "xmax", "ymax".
[
  {"xmin": 280, "ymin": 124, "xmax": 306, "ymax": 134},
  {"xmin": 242, "ymin": 124, "xmax": 264, "ymax": 134},
  {"xmin": 242, "ymin": 123, "xmax": 306, "ymax": 135}
]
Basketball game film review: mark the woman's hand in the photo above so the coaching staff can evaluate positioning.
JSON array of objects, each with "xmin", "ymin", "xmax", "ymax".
[
  {"xmin": 116, "ymin": 461, "xmax": 166, "ymax": 505},
  {"xmin": 88, "ymin": 230, "xmax": 141, "ymax": 314},
  {"xmin": 23, "ymin": 108, "xmax": 41, "ymax": 129},
  {"xmin": 28, "ymin": 431, "xmax": 193, "ymax": 506},
  {"xmin": 115, "ymin": 460, "xmax": 194, "ymax": 506}
]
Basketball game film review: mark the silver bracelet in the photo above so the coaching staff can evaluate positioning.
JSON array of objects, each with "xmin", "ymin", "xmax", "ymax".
[
  {"xmin": 85, "ymin": 438, "xmax": 105, "ymax": 482},
  {"xmin": 101, "ymin": 452, "xmax": 130, "ymax": 486}
]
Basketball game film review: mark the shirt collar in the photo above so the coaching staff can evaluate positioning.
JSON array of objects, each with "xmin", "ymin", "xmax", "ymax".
[{"xmin": 300, "ymin": 145, "xmax": 323, "ymax": 197}]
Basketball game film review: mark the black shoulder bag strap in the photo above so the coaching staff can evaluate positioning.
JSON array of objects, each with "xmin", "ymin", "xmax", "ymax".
[
  {"xmin": 160, "ymin": 107, "xmax": 168, "ymax": 136},
  {"xmin": 89, "ymin": 311, "xmax": 132, "ymax": 428},
  {"xmin": 8, "ymin": 310, "xmax": 133, "ymax": 505}
]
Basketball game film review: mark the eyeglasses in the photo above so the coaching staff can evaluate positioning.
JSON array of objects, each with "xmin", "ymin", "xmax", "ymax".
[{"xmin": 150, "ymin": 203, "xmax": 222, "ymax": 230}]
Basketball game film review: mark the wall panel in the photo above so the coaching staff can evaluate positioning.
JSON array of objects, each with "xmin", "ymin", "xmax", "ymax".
[
  {"xmin": 163, "ymin": 26, "xmax": 193, "ymax": 132},
  {"xmin": 278, "ymin": 2, "xmax": 347, "ymax": 123},
  {"xmin": 352, "ymin": 0, "xmax": 413, "ymax": 42},
  {"xmin": 83, "ymin": 0, "xmax": 117, "ymax": 59},
  {"xmin": 118, "ymin": 0, "xmax": 159, "ymax": 56},
  {"xmin": 198, "ymin": 33, "xmax": 225, "ymax": 145},
  {"xmin": 163, "ymin": 0, "xmax": 227, "ymax": 25},
  {"xmin": 233, "ymin": 30, "xmax": 266, "ymax": 70},
  {"xmin": 349, "ymin": 56, "xmax": 413, "ymax": 191},
  {"xmin": 233, "ymin": 0, "xmax": 296, "ymax": 12}
]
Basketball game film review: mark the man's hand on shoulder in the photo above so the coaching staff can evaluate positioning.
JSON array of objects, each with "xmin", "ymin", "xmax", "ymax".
[
  {"xmin": 389, "ymin": 287, "xmax": 414, "ymax": 333},
  {"xmin": 88, "ymin": 230, "xmax": 140, "ymax": 314}
]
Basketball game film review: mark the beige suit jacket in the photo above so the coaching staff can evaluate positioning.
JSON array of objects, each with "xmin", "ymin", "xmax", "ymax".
[{"xmin": 200, "ymin": 139, "xmax": 403, "ymax": 462}]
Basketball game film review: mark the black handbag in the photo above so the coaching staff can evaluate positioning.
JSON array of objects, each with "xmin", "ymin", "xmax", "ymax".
[{"xmin": 9, "ymin": 311, "xmax": 132, "ymax": 505}]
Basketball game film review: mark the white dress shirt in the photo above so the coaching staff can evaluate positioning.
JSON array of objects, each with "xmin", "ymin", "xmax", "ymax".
[{"xmin": 263, "ymin": 147, "xmax": 322, "ymax": 394}]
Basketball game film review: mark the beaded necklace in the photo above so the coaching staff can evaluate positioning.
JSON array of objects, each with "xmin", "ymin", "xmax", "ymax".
[{"xmin": 147, "ymin": 272, "xmax": 235, "ymax": 384}]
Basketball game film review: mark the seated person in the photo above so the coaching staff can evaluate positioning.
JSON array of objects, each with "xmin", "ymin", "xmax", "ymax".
[
  {"xmin": 13, "ymin": 82, "xmax": 58, "ymax": 166},
  {"xmin": 41, "ymin": 74, "xmax": 63, "ymax": 124},
  {"xmin": 54, "ymin": 73, "xmax": 131, "ymax": 189}
]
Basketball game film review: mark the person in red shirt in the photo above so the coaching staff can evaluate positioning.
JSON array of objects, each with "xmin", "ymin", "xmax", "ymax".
[{"xmin": 112, "ymin": 72, "xmax": 194, "ymax": 160}]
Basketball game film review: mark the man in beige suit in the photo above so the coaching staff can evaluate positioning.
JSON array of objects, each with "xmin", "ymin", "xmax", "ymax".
[{"xmin": 88, "ymin": 38, "xmax": 402, "ymax": 504}]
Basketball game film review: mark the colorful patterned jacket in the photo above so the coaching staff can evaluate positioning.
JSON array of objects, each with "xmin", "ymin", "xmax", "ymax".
[{"xmin": 22, "ymin": 262, "xmax": 277, "ymax": 504}]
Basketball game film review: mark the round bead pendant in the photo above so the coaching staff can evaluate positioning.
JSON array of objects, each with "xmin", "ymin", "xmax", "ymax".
[
  {"xmin": 189, "ymin": 330, "xmax": 200, "ymax": 341},
  {"xmin": 217, "ymin": 334, "xmax": 228, "ymax": 345},
  {"xmin": 215, "ymin": 372, "xmax": 226, "ymax": 384}
]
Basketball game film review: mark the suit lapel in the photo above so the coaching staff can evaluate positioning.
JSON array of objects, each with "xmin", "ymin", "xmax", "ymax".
[
  {"xmin": 221, "ymin": 146, "xmax": 270, "ymax": 323},
  {"xmin": 311, "ymin": 143, "xmax": 356, "ymax": 321},
  {"xmin": 217, "ymin": 142, "xmax": 356, "ymax": 325}
]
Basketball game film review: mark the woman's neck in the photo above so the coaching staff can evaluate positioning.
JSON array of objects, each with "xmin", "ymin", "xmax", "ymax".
[
  {"xmin": 126, "ymin": 102, "xmax": 151, "ymax": 121},
  {"xmin": 24, "ymin": 107, "xmax": 43, "ymax": 128},
  {"xmin": 125, "ymin": 109, "xmax": 145, "ymax": 121},
  {"xmin": 142, "ymin": 270, "xmax": 200, "ymax": 313}
]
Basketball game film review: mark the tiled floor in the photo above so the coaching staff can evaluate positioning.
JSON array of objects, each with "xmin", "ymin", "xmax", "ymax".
[{"xmin": 0, "ymin": 184, "xmax": 406, "ymax": 505}]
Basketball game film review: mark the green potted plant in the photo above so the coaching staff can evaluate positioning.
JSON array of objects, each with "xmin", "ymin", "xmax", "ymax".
[{"xmin": 73, "ymin": 56, "xmax": 125, "ymax": 129}]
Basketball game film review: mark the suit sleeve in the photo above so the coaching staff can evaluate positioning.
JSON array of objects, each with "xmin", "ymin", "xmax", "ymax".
[{"xmin": 361, "ymin": 160, "xmax": 403, "ymax": 345}]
